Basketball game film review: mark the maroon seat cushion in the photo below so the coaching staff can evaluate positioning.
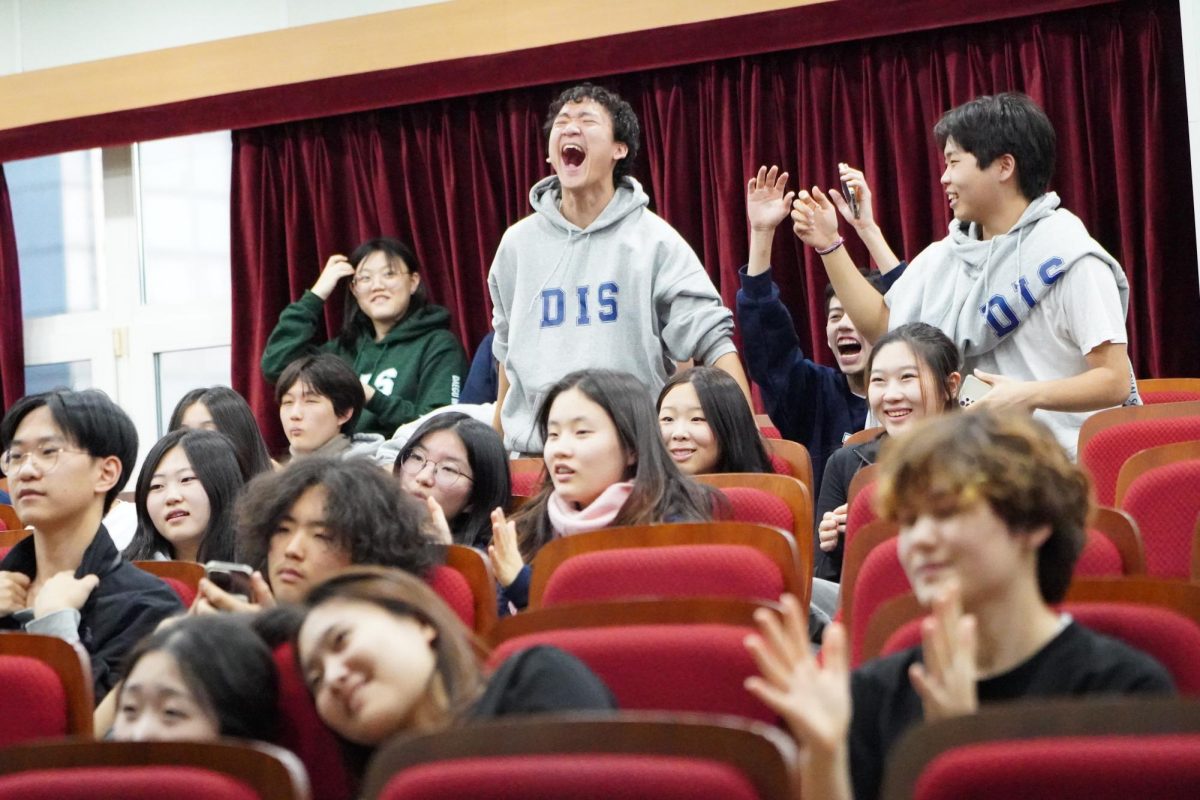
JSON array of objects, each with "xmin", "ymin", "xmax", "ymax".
[
  {"xmin": 0, "ymin": 656, "xmax": 69, "ymax": 747},
  {"xmin": 271, "ymin": 643, "xmax": 353, "ymax": 800},
  {"xmin": 0, "ymin": 767, "xmax": 259, "ymax": 800},
  {"xmin": 541, "ymin": 545, "xmax": 784, "ymax": 606},
  {"xmin": 1074, "ymin": 529, "xmax": 1125, "ymax": 577},
  {"xmin": 488, "ymin": 625, "xmax": 774, "ymax": 723},
  {"xmin": 1122, "ymin": 459, "xmax": 1200, "ymax": 579},
  {"xmin": 1081, "ymin": 416, "xmax": 1200, "ymax": 506},
  {"xmin": 719, "ymin": 487, "xmax": 793, "ymax": 532},
  {"xmin": 426, "ymin": 565, "xmax": 476, "ymax": 629},
  {"xmin": 379, "ymin": 754, "xmax": 761, "ymax": 800},
  {"xmin": 512, "ymin": 470, "xmax": 543, "ymax": 497},
  {"xmin": 914, "ymin": 734, "xmax": 1200, "ymax": 800},
  {"xmin": 849, "ymin": 538, "xmax": 910, "ymax": 666}
]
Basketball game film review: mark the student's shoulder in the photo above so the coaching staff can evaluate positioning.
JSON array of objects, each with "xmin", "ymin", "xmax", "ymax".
[
  {"xmin": 853, "ymin": 644, "xmax": 922, "ymax": 699},
  {"xmin": 1062, "ymin": 622, "xmax": 1176, "ymax": 693}
]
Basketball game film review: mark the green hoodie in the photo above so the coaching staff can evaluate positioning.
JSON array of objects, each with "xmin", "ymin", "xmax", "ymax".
[{"xmin": 261, "ymin": 290, "xmax": 468, "ymax": 437}]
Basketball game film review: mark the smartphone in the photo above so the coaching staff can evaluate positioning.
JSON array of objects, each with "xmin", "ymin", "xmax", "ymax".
[
  {"xmin": 840, "ymin": 176, "xmax": 860, "ymax": 219},
  {"xmin": 958, "ymin": 374, "xmax": 992, "ymax": 408},
  {"xmin": 204, "ymin": 560, "xmax": 254, "ymax": 600}
]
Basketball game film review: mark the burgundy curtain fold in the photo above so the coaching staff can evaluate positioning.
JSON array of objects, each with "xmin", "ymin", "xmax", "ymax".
[
  {"xmin": 232, "ymin": 0, "xmax": 1195, "ymax": 449},
  {"xmin": 0, "ymin": 167, "xmax": 25, "ymax": 408}
]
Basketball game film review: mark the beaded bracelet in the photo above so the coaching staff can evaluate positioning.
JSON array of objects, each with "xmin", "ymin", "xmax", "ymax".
[{"xmin": 815, "ymin": 237, "xmax": 845, "ymax": 256}]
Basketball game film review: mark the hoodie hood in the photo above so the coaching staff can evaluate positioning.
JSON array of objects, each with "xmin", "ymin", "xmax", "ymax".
[
  {"xmin": 529, "ymin": 175, "xmax": 650, "ymax": 234},
  {"xmin": 369, "ymin": 303, "xmax": 454, "ymax": 346},
  {"xmin": 946, "ymin": 191, "xmax": 1061, "ymax": 275}
]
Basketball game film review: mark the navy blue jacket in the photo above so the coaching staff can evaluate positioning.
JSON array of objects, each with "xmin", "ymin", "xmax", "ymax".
[
  {"xmin": 460, "ymin": 331, "xmax": 498, "ymax": 405},
  {"xmin": 736, "ymin": 264, "xmax": 905, "ymax": 493}
]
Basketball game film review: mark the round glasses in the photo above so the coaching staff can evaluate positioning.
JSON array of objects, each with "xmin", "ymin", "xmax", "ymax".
[
  {"xmin": 1, "ymin": 444, "xmax": 88, "ymax": 475},
  {"xmin": 400, "ymin": 451, "xmax": 473, "ymax": 489},
  {"xmin": 351, "ymin": 268, "xmax": 410, "ymax": 290}
]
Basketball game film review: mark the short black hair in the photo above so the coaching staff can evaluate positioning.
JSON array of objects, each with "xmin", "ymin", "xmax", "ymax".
[
  {"xmin": 125, "ymin": 429, "xmax": 246, "ymax": 563},
  {"xmin": 338, "ymin": 237, "xmax": 428, "ymax": 350},
  {"xmin": 396, "ymin": 412, "xmax": 511, "ymax": 549},
  {"xmin": 275, "ymin": 353, "xmax": 365, "ymax": 435},
  {"xmin": 169, "ymin": 386, "xmax": 274, "ymax": 480},
  {"xmin": 544, "ymin": 82, "xmax": 641, "ymax": 184},
  {"xmin": 119, "ymin": 615, "xmax": 278, "ymax": 740},
  {"xmin": 933, "ymin": 92, "xmax": 1056, "ymax": 202},
  {"xmin": 236, "ymin": 457, "xmax": 437, "ymax": 580},
  {"xmin": 0, "ymin": 389, "xmax": 138, "ymax": 513},
  {"xmin": 824, "ymin": 269, "xmax": 892, "ymax": 317}
]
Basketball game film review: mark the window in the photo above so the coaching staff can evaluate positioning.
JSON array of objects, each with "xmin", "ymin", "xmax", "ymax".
[{"xmin": 8, "ymin": 131, "xmax": 234, "ymax": 471}]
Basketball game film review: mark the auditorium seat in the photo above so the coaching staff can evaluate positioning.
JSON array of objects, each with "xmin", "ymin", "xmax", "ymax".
[
  {"xmin": 0, "ymin": 634, "xmax": 92, "ymax": 746},
  {"xmin": 1077, "ymin": 401, "xmax": 1200, "ymax": 506},
  {"xmin": 487, "ymin": 598, "xmax": 779, "ymax": 723},
  {"xmin": 527, "ymin": 521, "xmax": 807, "ymax": 610},
  {"xmin": 0, "ymin": 739, "xmax": 309, "ymax": 800},
  {"xmin": 134, "ymin": 560, "xmax": 205, "ymax": 607},
  {"xmin": 360, "ymin": 714, "xmax": 797, "ymax": 800},
  {"xmin": 882, "ymin": 697, "xmax": 1200, "ymax": 800}
]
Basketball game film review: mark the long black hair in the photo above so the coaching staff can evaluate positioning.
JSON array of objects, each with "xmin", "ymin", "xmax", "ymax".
[
  {"xmin": 657, "ymin": 366, "xmax": 773, "ymax": 474},
  {"xmin": 124, "ymin": 429, "xmax": 245, "ymax": 563},
  {"xmin": 394, "ymin": 413, "xmax": 511, "ymax": 548},
  {"xmin": 512, "ymin": 370, "xmax": 716, "ymax": 559},
  {"xmin": 337, "ymin": 237, "xmax": 429, "ymax": 349},
  {"xmin": 118, "ymin": 615, "xmax": 278, "ymax": 741},
  {"xmin": 169, "ymin": 386, "xmax": 274, "ymax": 480}
]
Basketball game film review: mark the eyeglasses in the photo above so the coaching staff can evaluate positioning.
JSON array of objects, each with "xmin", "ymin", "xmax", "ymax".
[
  {"xmin": 400, "ymin": 451, "xmax": 473, "ymax": 489},
  {"xmin": 351, "ymin": 268, "xmax": 409, "ymax": 290},
  {"xmin": 1, "ymin": 444, "xmax": 89, "ymax": 475}
]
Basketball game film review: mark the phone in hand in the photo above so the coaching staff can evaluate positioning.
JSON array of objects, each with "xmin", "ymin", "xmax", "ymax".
[
  {"xmin": 958, "ymin": 374, "xmax": 993, "ymax": 408},
  {"xmin": 204, "ymin": 560, "xmax": 254, "ymax": 601},
  {"xmin": 840, "ymin": 176, "xmax": 860, "ymax": 219}
]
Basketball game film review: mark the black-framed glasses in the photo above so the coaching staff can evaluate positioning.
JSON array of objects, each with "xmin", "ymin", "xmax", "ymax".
[
  {"xmin": 1, "ymin": 444, "xmax": 89, "ymax": 475},
  {"xmin": 400, "ymin": 451, "xmax": 473, "ymax": 488}
]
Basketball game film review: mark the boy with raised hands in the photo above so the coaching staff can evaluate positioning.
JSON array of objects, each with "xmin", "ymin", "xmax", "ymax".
[{"xmin": 791, "ymin": 94, "xmax": 1138, "ymax": 458}]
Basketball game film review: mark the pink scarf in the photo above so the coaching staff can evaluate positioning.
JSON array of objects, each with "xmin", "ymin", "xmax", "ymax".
[{"xmin": 545, "ymin": 482, "xmax": 635, "ymax": 537}]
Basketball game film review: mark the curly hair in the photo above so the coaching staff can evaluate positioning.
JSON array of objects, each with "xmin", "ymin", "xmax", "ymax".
[
  {"xmin": 543, "ymin": 82, "xmax": 641, "ymax": 184},
  {"xmin": 236, "ymin": 457, "xmax": 437, "ymax": 579},
  {"xmin": 874, "ymin": 410, "xmax": 1089, "ymax": 603}
]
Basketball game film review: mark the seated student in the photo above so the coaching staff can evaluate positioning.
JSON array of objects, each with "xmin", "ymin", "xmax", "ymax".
[
  {"xmin": 170, "ymin": 385, "xmax": 275, "ymax": 479},
  {"xmin": 656, "ymin": 366, "xmax": 773, "ymax": 475},
  {"xmin": 123, "ymin": 429, "xmax": 245, "ymax": 564},
  {"xmin": 487, "ymin": 369, "xmax": 717, "ymax": 610},
  {"xmin": 738, "ymin": 164, "xmax": 906, "ymax": 492},
  {"xmin": 276, "ymin": 353, "xmax": 384, "ymax": 463},
  {"xmin": 394, "ymin": 412, "xmax": 511, "ymax": 549},
  {"xmin": 297, "ymin": 567, "xmax": 615, "ymax": 779},
  {"xmin": 194, "ymin": 457, "xmax": 436, "ymax": 612},
  {"xmin": 0, "ymin": 390, "xmax": 182, "ymax": 697},
  {"xmin": 111, "ymin": 615, "xmax": 277, "ymax": 742},
  {"xmin": 814, "ymin": 323, "xmax": 961, "ymax": 581},
  {"xmin": 744, "ymin": 411, "xmax": 1174, "ymax": 800},
  {"xmin": 792, "ymin": 94, "xmax": 1138, "ymax": 458},
  {"xmin": 261, "ymin": 236, "xmax": 468, "ymax": 438}
]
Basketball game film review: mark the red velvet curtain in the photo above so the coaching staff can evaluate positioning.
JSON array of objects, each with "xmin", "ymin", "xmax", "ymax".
[
  {"xmin": 232, "ymin": 0, "xmax": 1195, "ymax": 449},
  {"xmin": 0, "ymin": 168, "xmax": 24, "ymax": 408}
]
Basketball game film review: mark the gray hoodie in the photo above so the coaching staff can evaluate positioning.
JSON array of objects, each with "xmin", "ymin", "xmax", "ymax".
[{"xmin": 488, "ymin": 176, "xmax": 736, "ymax": 452}]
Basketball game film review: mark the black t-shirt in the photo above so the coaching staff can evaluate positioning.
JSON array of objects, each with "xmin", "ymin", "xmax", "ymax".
[
  {"xmin": 849, "ymin": 620, "xmax": 1175, "ymax": 800},
  {"xmin": 469, "ymin": 645, "xmax": 618, "ymax": 718}
]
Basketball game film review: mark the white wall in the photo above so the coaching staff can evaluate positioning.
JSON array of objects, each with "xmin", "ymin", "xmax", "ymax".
[
  {"xmin": 0, "ymin": 0, "xmax": 444, "ymax": 74},
  {"xmin": 1181, "ymin": 0, "xmax": 1200, "ymax": 292}
]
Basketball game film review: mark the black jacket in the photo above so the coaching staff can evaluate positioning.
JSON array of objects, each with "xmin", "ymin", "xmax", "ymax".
[
  {"xmin": 813, "ymin": 436, "xmax": 884, "ymax": 582},
  {"xmin": 0, "ymin": 525, "xmax": 183, "ymax": 698}
]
